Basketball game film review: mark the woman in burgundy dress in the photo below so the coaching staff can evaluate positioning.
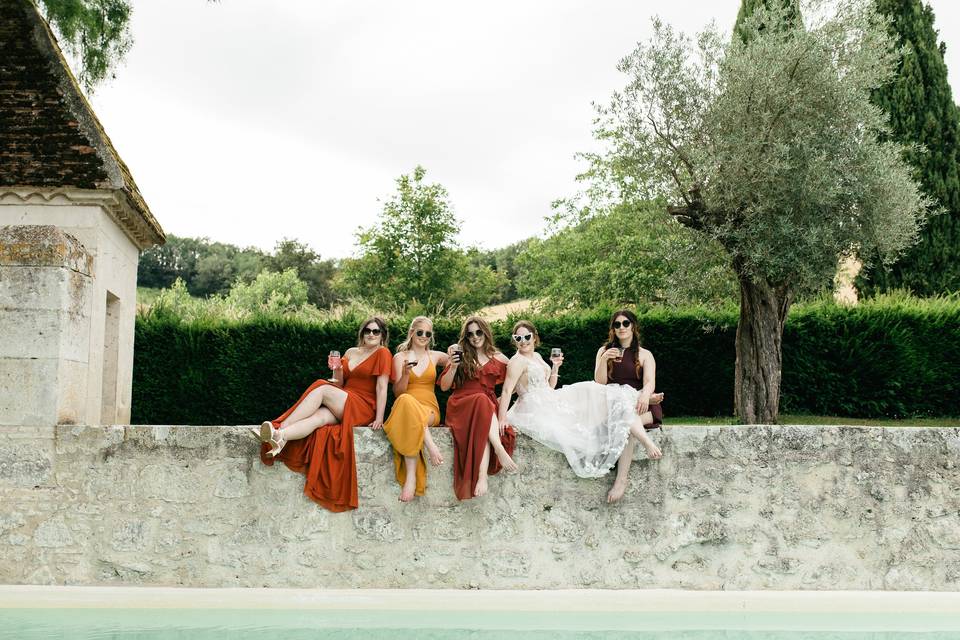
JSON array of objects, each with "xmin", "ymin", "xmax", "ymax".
[
  {"xmin": 256, "ymin": 316, "xmax": 392, "ymax": 512},
  {"xmin": 439, "ymin": 316, "xmax": 518, "ymax": 499},
  {"xmin": 594, "ymin": 309, "xmax": 664, "ymax": 503}
]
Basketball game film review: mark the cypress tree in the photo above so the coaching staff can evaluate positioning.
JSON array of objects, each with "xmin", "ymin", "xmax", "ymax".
[
  {"xmin": 734, "ymin": 0, "xmax": 802, "ymax": 40},
  {"xmin": 858, "ymin": 0, "xmax": 960, "ymax": 296}
]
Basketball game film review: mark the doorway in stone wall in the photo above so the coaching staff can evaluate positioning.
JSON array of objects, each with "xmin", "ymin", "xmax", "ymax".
[{"xmin": 101, "ymin": 291, "xmax": 120, "ymax": 424}]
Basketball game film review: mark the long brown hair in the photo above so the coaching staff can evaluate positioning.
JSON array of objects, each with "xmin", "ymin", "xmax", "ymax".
[
  {"xmin": 454, "ymin": 316, "xmax": 498, "ymax": 387},
  {"xmin": 603, "ymin": 308, "xmax": 642, "ymax": 379},
  {"xmin": 356, "ymin": 316, "xmax": 389, "ymax": 348}
]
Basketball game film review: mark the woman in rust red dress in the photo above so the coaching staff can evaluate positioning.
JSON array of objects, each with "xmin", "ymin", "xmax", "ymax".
[
  {"xmin": 594, "ymin": 308, "xmax": 664, "ymax": 504},
  {"xmin": 439, "ymin": 316, "xmax": 518, "ymax": 499},
  {"xmin": 257, "ymin": 316, "xmax": 392, "ymax": 512}
]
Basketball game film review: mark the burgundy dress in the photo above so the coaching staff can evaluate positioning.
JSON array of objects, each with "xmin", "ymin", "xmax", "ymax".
[
  {"xmin": 608, "ymin": 347, "xmax": 664, "ymax": 429},
  {"xmin": 442, "ymin": 357, "xmax": 517, "ymax": 500}
]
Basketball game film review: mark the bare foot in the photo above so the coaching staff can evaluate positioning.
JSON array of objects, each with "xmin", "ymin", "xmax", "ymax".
[
  {"xmin": 649, "ymin": 392, "xmax": 664, "ymax": 405},
  {"xmin": 426, "ymin": 442, "xmax": 444, "ymax": 467},
  {"xmin": 399, "ymin": 483, "xmax": 415, "ymax": 502},
  {"xmin": 607, "ymin": 479, "xmax": 628, "ymax": 503},
  {"xmin": 642, "ymin": 439, "xmax": 662, "ymax": 460},
  {"xmin": 494, "ymin": 447, "xmax": 519, "ymax": 473},
  {"xmin": 474, "ymin": 474, "xmax": 489, "ymax": 497}
]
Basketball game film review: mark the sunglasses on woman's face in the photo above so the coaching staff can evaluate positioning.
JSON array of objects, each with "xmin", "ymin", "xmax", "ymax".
[
  {"xmin": 466, "ymin": 329, "xmax": 484, "ymax": 338},
  {"xmin": 513, "ymin": 334, "xmax": 533, "ymax": 343},
  {"xmin": 612, "ymin": 320, "xmax": 632, "ymax": 329},
  {"xmin": 362, "ymin": 327, "xmax": 382, "ymax": 336},
  {"xmin": 415, "ymin": 330, "xmax": 432, "ymax": 338}
]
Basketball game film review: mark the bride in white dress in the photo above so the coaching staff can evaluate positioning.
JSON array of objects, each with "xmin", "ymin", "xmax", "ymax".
[{"xmin": 498, "ymin": 321, "xmax": 662, "ymax": 480}]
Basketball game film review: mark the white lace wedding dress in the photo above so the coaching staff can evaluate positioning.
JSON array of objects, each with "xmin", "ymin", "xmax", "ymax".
[{"xmin": 506, "ymin": 357, "xmax": 638, "ymax": 478}]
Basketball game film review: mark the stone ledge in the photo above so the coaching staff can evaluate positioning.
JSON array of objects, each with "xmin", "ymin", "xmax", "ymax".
[{"xmin": 0, "ymin": 424, "xmax": 958, "ymax": 590}]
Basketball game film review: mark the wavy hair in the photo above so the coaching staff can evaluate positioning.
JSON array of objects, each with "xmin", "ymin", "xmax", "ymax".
[{"xmin": 453, "ymin": 316, "xmax": 499, "ymax": 388}]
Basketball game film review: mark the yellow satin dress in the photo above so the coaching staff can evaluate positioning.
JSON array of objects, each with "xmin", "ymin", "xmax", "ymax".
[{"xmin": 383, "ymin": 360, "xmax": 441, "ymax": 496}]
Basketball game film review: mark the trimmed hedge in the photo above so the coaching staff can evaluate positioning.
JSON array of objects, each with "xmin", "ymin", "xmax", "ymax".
[{"xmin": 132, "ymin": 297, "xmax": 960, "ymax": 424}]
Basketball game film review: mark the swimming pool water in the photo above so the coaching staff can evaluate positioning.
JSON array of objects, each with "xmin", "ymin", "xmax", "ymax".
[{"xmin": 2, "ymin": 609, "xmax": 959, "ymax": 639}]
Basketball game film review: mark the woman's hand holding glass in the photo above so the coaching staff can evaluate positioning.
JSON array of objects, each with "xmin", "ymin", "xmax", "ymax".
[{"xmin": 327, "ymin": 351, "xmax": 341, "ymax": 383}]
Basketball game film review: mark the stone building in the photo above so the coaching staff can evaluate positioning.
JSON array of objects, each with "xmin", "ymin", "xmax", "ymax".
[{"xmin": 0, "ymin": 0, "xmax": 165, "ymax": 426}]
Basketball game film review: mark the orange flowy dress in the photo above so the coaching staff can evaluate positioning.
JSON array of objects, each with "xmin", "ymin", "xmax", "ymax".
[
  {"xmin": 442, "ymin": 357, "xmax": 516, "ymax": 501},
  {"xmin": 259, "ymin": 346, "xmax": 392, "ymax": 512},
  {"xmin": 383, "ymin": 360, "xmax": 441, "ymax": 496}
]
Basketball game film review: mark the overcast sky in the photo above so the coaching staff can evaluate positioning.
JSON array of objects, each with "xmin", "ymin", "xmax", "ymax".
[{"xmin": 87, "ymin": 1, "xmax": 960, "ymax": 259}]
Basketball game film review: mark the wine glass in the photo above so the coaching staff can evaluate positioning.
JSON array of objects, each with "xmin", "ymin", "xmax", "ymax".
[
  {"xmin": 327, "ymin": 350, "xmax": 341, "ymax": 383},
  {"xmin": 613, "ymin": 347, "xmax": 624, "ymax": 363},
  {"xmin": 406, "ymin": 351, "xmax": 419, "ymax": 371},
  {"xmin": 450, "ymin": 344, "xmax": 463, "ymax": 364},
  {"xmin": 550, "ymin": 347, "xmax": 563, "ymax": 364}
]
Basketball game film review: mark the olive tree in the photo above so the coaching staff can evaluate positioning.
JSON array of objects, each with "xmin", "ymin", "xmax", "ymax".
[{"xmin": 598, "ymin": 0, "xmax": 931, "ymax": 423}]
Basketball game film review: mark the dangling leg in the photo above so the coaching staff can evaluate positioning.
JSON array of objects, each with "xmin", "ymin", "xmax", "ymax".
[
  {"xmin": 629, "ymin": 412, "xmax": 662, "ymax": 460},
  {"xmin": 424, "ymin": 411, "xmax": 443, "ymax": 466},
  {"xmin": 475, "ymin": 442, "xmax": 491, "ymax": 497},
  {"xmin": 607, "ymin": 438, "xmax": 635, "ymax": 503},
  {"xmin": 488, "ymin": 414, "xmax": 518, "ymax": 472},
  {"xmin": 399, "ymin": 455, "xmax": 418, "ymax": 502}
]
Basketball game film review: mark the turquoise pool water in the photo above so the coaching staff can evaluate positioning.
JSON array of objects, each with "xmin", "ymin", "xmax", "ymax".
[{"xmin": 2, "ymin": 609, "xmax": 959, "ymax": 639}]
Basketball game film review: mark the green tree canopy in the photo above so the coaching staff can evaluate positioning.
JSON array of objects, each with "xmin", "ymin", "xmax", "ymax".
[
  {"xmin": 264, "ymin": 239, "xmax": 339, "ymax": 308},
  {"xmin": 734, "ymin": 0, "xmax": 802, "ymax": 41},
  {"xmin": 598, "ymin": 0, "xmax": 930, "ymax": 422},
  {"xmin": 335, "ymin": 166, "xmax": 503, "ymax": 312},
  {"xmin": 38, "ymin": 0, "xmax": 133, "ymax": 90},
  {"xmin": 137, "ymin": 235, "xmax": 264, "ymax": 298},
  {"xmin": 515, "ymin": 200, "xmax": 736, "ymax": 310},
  {"xmin": 858, "ymin": 0, "xmax": 960, "ymax": 296}
]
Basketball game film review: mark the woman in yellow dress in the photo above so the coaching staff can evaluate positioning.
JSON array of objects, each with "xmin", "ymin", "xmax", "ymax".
[{"xmin": 383, "ymin": 316, "xmax": 450, "ymax": 502}]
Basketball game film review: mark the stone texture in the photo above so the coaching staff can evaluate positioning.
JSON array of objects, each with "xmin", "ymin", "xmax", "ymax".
[{"xmin": 0, "ymin": 424, "xmax": 958, "ymax": 590}]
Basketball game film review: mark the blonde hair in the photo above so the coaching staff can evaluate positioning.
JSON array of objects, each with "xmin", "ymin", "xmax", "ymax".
[{"xmin": 396, "ymin": 316, "xmax": 434, "ymax": 352}]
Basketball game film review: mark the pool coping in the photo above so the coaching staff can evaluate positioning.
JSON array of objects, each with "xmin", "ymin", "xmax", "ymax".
[{"xmin": 2, "ymin": 586, "xmax": 959, "ymax": 613}]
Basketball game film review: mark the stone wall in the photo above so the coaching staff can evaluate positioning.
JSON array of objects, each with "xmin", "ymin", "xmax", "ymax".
[
  {"xmin": 0, "ymin": 226, "xmax": 93, "ymax": 427},
  {"xmin": 0, "ymin": 424, "xmax": 958, "ymax": 590}
]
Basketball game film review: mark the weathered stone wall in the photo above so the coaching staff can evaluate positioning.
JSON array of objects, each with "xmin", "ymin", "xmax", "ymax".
[
  {"xmin": 1, "ymin": 424, "xmax": 958, "ymax": 590},
  {"xmin": 0, "ymin": 226, "xmax": 93, "ymax": 427},
  {"xmin": 0, "ymin": 202, "xmax": 141, "ymax": 424}
]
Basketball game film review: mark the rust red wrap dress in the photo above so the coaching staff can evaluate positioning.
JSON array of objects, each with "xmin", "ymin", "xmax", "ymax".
[
  {"xmin": 441, "ymin": 357, "xmax": 516, "ymax": 500},
  {"xmin": 260, "ymin": 346, "xmax": 392, "ymax": 512}
]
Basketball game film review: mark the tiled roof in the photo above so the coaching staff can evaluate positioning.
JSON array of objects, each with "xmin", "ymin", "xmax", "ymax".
[{"xmin": 0, "ymin": 0, "xmax": 165, "ymax": 247}]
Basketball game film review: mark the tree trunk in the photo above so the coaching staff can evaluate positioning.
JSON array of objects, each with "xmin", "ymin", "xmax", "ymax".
[{"xmin": 735, "ymin": 275, "xmax": 792, "ymax": 424}]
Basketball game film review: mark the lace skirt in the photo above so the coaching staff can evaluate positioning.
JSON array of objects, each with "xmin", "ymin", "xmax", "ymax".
[{"xmin": 507, "ymin": 381, "xmax": 638, "ymax": 478}]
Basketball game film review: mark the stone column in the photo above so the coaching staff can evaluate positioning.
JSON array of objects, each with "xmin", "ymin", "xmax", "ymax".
[{"xmin": 0, "ymin": 225, "xmax": 93, "ymax": 427}]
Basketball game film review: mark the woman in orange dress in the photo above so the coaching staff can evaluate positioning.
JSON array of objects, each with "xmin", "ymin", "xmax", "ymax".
[
  {"xmin": 439, "ymin": 316, "xmax": 518, "ymax": 500},
  {"xmin": 383, "ymin": 316, "xmax": 450, "ymax": 502},
  {"xmin": 257, "ymin": 316, "xmax": 392, "ymax": 512}
]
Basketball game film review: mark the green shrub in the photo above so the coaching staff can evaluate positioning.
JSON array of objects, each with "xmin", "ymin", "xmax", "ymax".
[{"xmin": 133, "ymin": 295, "xmax": 960, "ymax": 424}]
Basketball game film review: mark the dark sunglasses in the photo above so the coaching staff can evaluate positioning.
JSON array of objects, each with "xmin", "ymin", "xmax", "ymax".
[
  {"xmin": 612, "ymin": 320, "xmax": 632, "ymax": 329},
  {"xmin": 466, "ymin": 329, "xmax": 484, "ymax": 338},
  {"xmin": 362, "ymin": 327, "xmax": 382, "ymax": 336},
  {"xmin": 513, "ymin": 334, "xmax": 533, "ymax": 343},
  {"xmin": 415, "ymin": 329, "xmax": 432, "ymax": 338}
]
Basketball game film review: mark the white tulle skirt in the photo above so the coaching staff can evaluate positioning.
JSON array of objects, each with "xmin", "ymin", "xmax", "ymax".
[{"xmin": 507, "ymin": 381, "xmax": 638, "ymax": 478}]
